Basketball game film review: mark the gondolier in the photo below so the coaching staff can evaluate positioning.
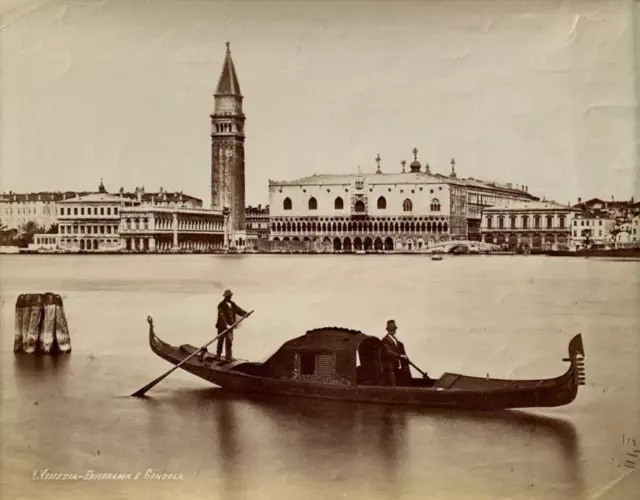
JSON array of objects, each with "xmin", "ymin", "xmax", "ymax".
[
  {"xmin": 215, "ymin": 289, "xmax": 249, "ymax": 360},
  {"xmin": 381, "ymin": 319, "xmax": 411, "ymax": 386}
]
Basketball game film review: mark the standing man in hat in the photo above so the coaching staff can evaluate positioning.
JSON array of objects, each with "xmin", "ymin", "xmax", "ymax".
[
  {"xmin": 215, "ymin": 289, "xmax": 249, "ymax": 361},
  {"xmin": 381, "ymin": 319, "xmax": 410, "ymax": 386}
]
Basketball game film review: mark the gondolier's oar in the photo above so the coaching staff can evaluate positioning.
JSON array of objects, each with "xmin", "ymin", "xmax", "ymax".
[
  {"xmin": 407, "ymin": 358, "xmax": 430, "ymax": 379},
  {"xmin": 131, "ymin": 310, "xmax": 254, "ymax": 397}
]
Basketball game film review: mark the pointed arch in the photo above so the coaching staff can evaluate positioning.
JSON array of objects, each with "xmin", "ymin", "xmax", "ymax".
[
  {"xmin": 377, "ymin": 196, "xmax": 387, "ymax": 209},
  {"xmin": 283, "ymin": 197, "xmax": 292, "ymax": 210},
  {"xmin": 403, "ymin": 199, "xmax": 413, "ymax": 212},
  {"xmin": 334, "ymin": 197, "xmax": 344, "ymax": 210},
  {"xmin": 308, "ymin": 197, "xmax": 318, "ymax": 210}
]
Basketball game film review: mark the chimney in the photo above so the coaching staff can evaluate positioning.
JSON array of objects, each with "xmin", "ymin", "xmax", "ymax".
[
  {"xmin": 119, "ymin": 187, "xmax": 124, "ymax": 195},
  {"xmin": 578, "ymin": 197, "xmax": 582, "ymax": 204}
]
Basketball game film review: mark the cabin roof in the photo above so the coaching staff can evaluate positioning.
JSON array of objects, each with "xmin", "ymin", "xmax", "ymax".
[{"xmin": 275, "ymin": 326, "xmax": 376, "ymax": 353}]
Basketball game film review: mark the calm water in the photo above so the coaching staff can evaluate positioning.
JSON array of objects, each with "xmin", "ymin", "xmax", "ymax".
[{"xmin": 0, "ymin": 255, "xmax": 638, "ymax": 500}]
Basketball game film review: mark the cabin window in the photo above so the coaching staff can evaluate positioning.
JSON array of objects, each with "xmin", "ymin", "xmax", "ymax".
[
  {"xmin": 300, "ymin": 353, "xmax": 316, "ymax": 375},
  {"xmin": 295, "ymin": 352, "xmax": 336, "ymax": 380}
]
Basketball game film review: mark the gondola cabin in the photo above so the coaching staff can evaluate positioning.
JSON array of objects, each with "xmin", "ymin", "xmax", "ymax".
[{"xmin": 261, "ymin": 327, "xmax": 390, "ymax": 386}]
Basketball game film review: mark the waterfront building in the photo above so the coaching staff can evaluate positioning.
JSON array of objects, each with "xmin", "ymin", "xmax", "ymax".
[
  {"xmin": 28, "ymin": 235, "xmax": 58, "ymax": 252},
  {"xmin": 268, "ymin": 152, "xmax": 468, "ymax": 252},
  {"xmin": 0, "ymin": 191, "xmax": 86, "ymax": 231},
  {"xmin": 245, "ymin": 205, "xmax": 270, "ymax": 248},
  {"xmin": 462, "ymin": 177, "xmax": 538, "ymax": 240},
  {"xmin": 210, "ymin": 42, "xmax": 246, "ymax": 246},
  {"xmin": 267, "ymin": 151, "xmax": 535, "ymax": 252},
  {"xmin": 119, "ymin": 206, "xmax": 226, "ymax": 252},
  {"xmin": 56, "ymin": 182, "xmax": 139, "ymax": 252},
  {"xmin": 481, "ymin": 200, "xmax": 576, "ymax": 250},
  {"xmin": 570, "ymin": 213, "xmax": 616, "ymax": 248}
]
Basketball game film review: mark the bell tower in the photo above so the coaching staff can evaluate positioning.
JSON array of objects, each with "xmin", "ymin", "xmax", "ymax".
[{"xmin": 211, "ymin": 42, "xmax": 245, "ymax": 232}]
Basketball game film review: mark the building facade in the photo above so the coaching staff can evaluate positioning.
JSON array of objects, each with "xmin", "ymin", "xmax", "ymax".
[
  {"xmin": 268, "ymin": 152, "xmax": 468, "ymax": 252},
  {"xmin": 56, "ymin": 189, "xmax": 138, "ymax": 252},
  {"xmin": 481, "ymin": 200, "xmax": 576, "ymax": 250},
  {"xmin": 245, "ymin": 205, "xmax": 270, "ymax": 248},
  {"xmin": 267, "ymin": 150, "xmax": 537, "ymax": 252},
  {"xmin": 570, "ymin": 214, "xmax": 616, "ymax": 248},
  {"xmin": 210, "ymin": 42, "xmax": 246, "ymax": 235},
  {"xmin": 463, "ymin": 177, "xmax": 538, "ymax": 240},
  {"xmin": 119, "ymin": 206, "xmax": 226, "ymax": 252},
  {"xmin": 0, "ymin": 191, "xmax": 86, "ymax": 231}
]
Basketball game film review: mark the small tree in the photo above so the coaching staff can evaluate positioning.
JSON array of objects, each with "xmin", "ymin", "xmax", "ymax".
[
  {"xmin": 46, "ymin": 223, "xmax": 59, "ymax": 234},
  {"xmin": 16, "ymin": 221, "xmax": 46, "ymax": 247}
]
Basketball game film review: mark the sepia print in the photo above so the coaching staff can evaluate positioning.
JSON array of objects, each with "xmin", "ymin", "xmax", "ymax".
[{"xmin": 1, "ymin": 1, "xmax": 639, "ymax": 499}]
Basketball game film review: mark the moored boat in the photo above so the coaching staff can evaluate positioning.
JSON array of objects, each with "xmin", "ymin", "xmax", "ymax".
[{"xmin": 145, "ymin": 317, "xmax": 586, "ymax": 410}]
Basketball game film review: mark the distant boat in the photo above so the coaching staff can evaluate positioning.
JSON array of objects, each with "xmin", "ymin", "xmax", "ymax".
[
  {"xmin": 144, "ymin": 317, "xmax": 586, "ymax": 411},
  {"xmin": 431, "ymin": 254, "xmax": 443, "ymax": 261}
]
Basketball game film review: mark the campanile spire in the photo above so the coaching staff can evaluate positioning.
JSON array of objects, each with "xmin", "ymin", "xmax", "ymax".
[{"xmin": 211, "ymin": 42, "xmax": 246, "ymax": 235}]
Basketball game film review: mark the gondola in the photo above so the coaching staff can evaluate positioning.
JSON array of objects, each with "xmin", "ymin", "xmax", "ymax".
[{"xmin": 145, "ymin": 317, "xmax": 586, "ymax": 410}]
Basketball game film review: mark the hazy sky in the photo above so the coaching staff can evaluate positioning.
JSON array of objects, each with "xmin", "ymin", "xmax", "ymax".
[{"xmin": 1, "ymin": 0, "xmax": 637, "ymax": 206}]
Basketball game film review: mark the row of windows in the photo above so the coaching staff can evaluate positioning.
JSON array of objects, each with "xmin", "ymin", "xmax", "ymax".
[
  {"xmin": 60, "ymin": 206, "xmax": 118, "ymax": 216},
  {"xmin": 1, "ymin": 206, "xmax": 54, "ymax": 215},
  {"xmin": 573, "ymin": 220, "xmax": 604, "ymax": 226},
  {"xmin": 283, "ymin": 196, "xmax": 442, "ymax": 213},
  {"xmin": 486, "ymin": 215, "xmax": 566, "ymax": 230},
  {"xmin": 214, "ymin": 123, "xmax": 235, "ymax": 133},
  {"xmin": 60, "ymin": 224, "xmax": 117, "ymax": 235},
  {"xmin": 573, "ymin": 230, "xmax": 605, "ymax": 237},
  {"xmin": 272, "ymin": 219, "xmax": 450, "ymax": 234}
]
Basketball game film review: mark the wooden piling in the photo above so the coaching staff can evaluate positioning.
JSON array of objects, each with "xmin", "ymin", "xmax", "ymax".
[
  {"xmin": 14, "ymin": 294, "xmax": 25, "ymax": 352},
  {"xmin": 24, "ymin": 294, "xmax": 43, "ymax": 354},
  {"xmin": 54, "ymin": 295, "xmax": 71, "ymax": 353},
  {"xmin": 40, "ymin": 293, "xmax": 57, "ymax": 353},
  {"xmin": 14, "ymin": 293, "xmax": 71, "ymax": 355}
]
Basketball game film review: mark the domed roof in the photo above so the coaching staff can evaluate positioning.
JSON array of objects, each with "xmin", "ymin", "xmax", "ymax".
[{"xmin": 409, "ymin": 148, "xmax": 421, "ymax": 173}]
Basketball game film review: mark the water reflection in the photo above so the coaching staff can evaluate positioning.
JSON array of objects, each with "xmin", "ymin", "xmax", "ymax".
[
  {"xmin": 138, "ymin": 388, "xmax": 583, "ymax": 499},
  {"xmin": 12, "ymin": 352, "xmax": 71, "ymax": 395}
]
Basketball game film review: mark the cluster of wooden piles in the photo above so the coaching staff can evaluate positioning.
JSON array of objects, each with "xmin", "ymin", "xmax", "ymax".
[{"xmin": 14, "ymin": 293, "xmax": 71, "ymax": 354}]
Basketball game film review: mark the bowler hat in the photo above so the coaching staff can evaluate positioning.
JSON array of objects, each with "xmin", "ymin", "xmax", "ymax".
[
  {"xmin": 386, "ymin": 319, "xmax": 397, "ymax": 332},
  {"xmin": 223, "ymin": 289, "xmax": 233, "ymax": 298}
]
